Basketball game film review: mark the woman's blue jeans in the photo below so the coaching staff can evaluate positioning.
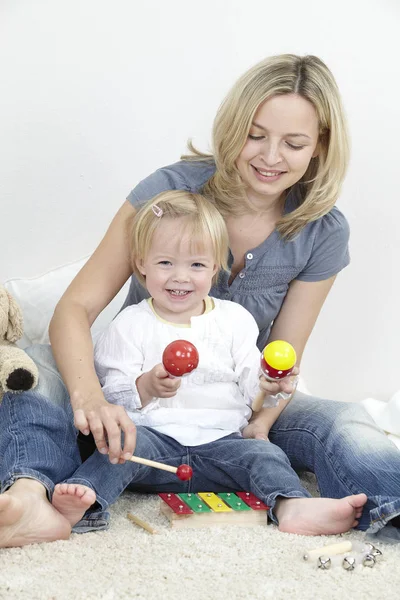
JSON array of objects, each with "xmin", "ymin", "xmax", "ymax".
[{"xmin": 0, "ymin": 344, "xmax": 399, "ymax": 541}]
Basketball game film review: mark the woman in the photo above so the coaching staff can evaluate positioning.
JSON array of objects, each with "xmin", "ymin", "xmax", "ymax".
[{"xmin": 0, "ymin": 54, "xmax": 399, "ymax": 547}]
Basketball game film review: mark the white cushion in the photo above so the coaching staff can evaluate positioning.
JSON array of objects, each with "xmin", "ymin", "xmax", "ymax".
[
  {"xmin": 4, "ymin": 257, "xmax": 129, "ymax": 348},
  {"xmin": 361, "ymin": 394, "xmax": 400, "ymax": 449}
]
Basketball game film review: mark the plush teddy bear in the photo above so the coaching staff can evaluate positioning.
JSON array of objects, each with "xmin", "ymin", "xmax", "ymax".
[{"xmin": 0, "ymin": 285, "xmax": 39, "ymax": 402}]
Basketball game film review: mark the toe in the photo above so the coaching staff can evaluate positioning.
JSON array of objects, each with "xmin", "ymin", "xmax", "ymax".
[{"xmin": 76, "ymin": 486, "xmax": 87, "ymax": 498}]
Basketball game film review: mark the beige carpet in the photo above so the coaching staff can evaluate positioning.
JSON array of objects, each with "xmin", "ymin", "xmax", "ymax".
[{"xmin": 1, "ymin": 475, "xmax": 399, "ymax": 600}]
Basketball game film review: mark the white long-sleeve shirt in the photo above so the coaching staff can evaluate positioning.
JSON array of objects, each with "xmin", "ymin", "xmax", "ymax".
[{"xmin": 93, "ymin": 297, "xmax": 262, "ymax": 446}]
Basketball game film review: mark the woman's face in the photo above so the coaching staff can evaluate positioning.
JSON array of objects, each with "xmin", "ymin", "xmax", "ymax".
[{"xmin": 236, "ymin": 93, "xmax": 320, "ymax": 207}]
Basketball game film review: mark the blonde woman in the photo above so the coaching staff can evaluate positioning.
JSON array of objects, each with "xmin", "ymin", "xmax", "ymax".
[{"xmin": 0, "ymin": 54, "xmax": 399, "ymax": 547}]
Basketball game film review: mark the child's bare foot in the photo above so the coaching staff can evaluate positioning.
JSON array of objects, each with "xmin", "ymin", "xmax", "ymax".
[
  {"xmin": 0, "ymin": 479, "xmax": 71, "ymax": 548},
  {"xmin": 275, "ymin": 493, "xmax": 368, "ymax": 536},
  {"xmin": 52, "ymin": 483, "xmax": 96, "ymax": 527}
]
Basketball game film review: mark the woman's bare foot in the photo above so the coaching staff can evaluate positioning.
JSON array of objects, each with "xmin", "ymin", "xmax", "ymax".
[
  {"xmin": 275, "ymin": 493, "xmax": 368, "ymax": 536},
  {"xmin": 0, "ymin": 479, "xmax": 71, "ymax": 548},
  {"xmin": 52, "ymin": 483, "xmax": 96, "ymax": 527}
]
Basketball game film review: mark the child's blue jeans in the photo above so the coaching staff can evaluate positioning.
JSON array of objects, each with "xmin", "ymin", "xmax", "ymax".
[{"xmin": 1, "ymin": 344, "xmax": 400, "ymax": 541}]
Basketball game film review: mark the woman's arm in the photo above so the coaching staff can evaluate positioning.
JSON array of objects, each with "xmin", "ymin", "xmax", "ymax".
[
  {"xmin": 49, "ymin": 200, "xmax": 137, "ymax": 461},
  {"xmin": 244, "ymin": 276, "xmax": 336, "ymax": 438},
  {"xmin": 268, "ymin": 276, "xmax": 336, "ymax": 364}
]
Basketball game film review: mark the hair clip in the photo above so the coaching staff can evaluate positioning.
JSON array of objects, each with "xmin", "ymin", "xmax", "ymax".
[{"xmin": 152, "ymin": 204, "xmax": 163, "ymax": 218}]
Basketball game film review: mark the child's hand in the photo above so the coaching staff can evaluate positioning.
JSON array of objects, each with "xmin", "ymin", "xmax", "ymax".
[
  {"xmin": 137, "ymin": 364, "xmax": 181, "ymax": 402},
  {"xmin": 242, "ymin": 421, "xmax": 270, "ymax": 441},
  {"xmin": 259, "ymin": 367, "xmax": 300, "ymax": 397}
]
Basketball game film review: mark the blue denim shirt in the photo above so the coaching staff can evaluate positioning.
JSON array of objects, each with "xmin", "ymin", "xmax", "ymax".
[{"xmin": 123, "ymin": 160, "xmax": 350, "ymax": 350}]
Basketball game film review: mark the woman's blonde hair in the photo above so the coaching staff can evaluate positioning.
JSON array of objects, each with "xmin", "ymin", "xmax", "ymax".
[
  {"xmin": 129, "ymin": 190, "xmax": 229, "ymax": 287},
  {"xmin": 183, "ymin": 54, "xmax": 349, "ymax": 238}
]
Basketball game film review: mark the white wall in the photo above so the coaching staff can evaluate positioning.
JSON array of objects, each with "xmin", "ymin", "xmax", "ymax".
[{"xmin": 1, "ymin": 0, "xmax": 399, "ymax": 402}]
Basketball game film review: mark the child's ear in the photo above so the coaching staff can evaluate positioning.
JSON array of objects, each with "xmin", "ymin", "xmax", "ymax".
[{"xmin": 135, "ymin": 258, "xmax": 146, "ymax": 276}]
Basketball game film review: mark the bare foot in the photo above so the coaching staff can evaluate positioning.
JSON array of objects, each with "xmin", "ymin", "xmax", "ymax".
[
  {"xmin": 52, "ymin": 483, "xmax": 96, "ymax": 527},
  {"xmin": 275, "ymin": 493, "xmax": 368, "ymax": 536},
  {"xmin": 0, "ymin": 479, "xmax": 71, "ymax": 548}
]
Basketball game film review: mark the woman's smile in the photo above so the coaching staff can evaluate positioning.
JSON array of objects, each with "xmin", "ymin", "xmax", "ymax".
[{"xmin": 251, "ymin": 165, "xmax": 287, "ymax": 183}]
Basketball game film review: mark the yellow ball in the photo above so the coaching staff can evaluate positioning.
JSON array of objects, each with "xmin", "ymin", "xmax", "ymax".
[{"xmin": 263, "ymin": 340, "xmax": 297, "ymax": 370}]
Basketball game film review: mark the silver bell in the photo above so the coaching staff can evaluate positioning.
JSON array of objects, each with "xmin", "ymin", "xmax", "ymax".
[
  {"xmin": 362, "ymin": 542, "xmax": 376, "ymax": 554},
  {"xmin": 370, "ymin": 547, "xmax": 383, "ymax": 562},
  {"xmin": 318, "ymin": 555, "xmax": 331, "ymax": 570},
  {"xmin": 343, "ymin": 556, "xmax": 356, "ymax": 571},
  {"xmin": 362, "ymin": 554, "xmax": 376, "ymax": 568}
]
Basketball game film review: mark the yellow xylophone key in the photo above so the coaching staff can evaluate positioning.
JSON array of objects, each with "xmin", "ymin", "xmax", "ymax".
[{"xmin": 198, "ymin": 492, "xmax": 232, "ymax": 512}]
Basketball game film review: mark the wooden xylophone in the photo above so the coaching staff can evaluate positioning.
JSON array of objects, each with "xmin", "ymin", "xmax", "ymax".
[{"xmin": 159, "ymin": 491, "xmax": 269, "ymax": 529}]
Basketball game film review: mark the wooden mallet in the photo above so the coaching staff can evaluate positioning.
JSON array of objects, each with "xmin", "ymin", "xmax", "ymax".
[{"xmin": 128, "ymin": 455, "xmax": 193, "ymax": 480}]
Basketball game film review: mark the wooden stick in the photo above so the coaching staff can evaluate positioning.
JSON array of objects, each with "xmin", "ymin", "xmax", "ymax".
[
  {"xmin": 128, "ymin": 455, "xmax": 178, "ymax": 473},
  {"xmin": 303, "ymin": 540, "xmax": 352, "ymax": 561},
  {"xmin": 126, "ymin": 456, "xmax": 192, "ymax": 481},
  {"xmin": 127, "ymin": 512, "xmax": 159, "ymax": 535}
]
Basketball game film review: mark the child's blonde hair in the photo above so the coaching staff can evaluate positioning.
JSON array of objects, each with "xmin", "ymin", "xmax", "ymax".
[
  {"xmin": 183, "ymin": 54, "xmax": 349, "ymax": 239},
  {"xmin": 129, "ymin": 190, "xmax": 229, "ymax": 287}
]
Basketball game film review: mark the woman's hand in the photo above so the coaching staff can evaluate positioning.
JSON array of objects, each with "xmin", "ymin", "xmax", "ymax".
[
  {"xmin": 136, "ymin": 364, "xmax": 181, "ymax": 401},
  {"xmin": 73, "ymin": 391, "xmax": 137, "ymax": 464}
]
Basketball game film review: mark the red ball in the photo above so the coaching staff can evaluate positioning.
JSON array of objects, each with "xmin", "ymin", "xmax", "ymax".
[
  {"xmin": 176, "ymin": 464, "xmax": 193, "ymax": 481},
  {"xmin": 162, "ymin": 340, "xmax": 199, "ymax": 377}
]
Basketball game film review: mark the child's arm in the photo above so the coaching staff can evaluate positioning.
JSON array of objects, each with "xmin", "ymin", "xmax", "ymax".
[
  {"xmin": 95, "ymin": 312, "xmax": 180, "ymax": 409},
  {"xmin": 230, "ymin": 305, "xmax": 295, "ymax": 438},
  {"xmin": 242, "ymin": 394, "xmax": 294, "ymax": 441}
]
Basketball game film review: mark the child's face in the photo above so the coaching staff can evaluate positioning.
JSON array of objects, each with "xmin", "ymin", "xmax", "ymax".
[{"xmin": 137, "ymin": 217, "xmax": 218, "ymax": 324}]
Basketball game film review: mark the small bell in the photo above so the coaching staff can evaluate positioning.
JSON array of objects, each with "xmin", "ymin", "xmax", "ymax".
[
  {"xmin": 362, "ymin": 554, "xmax": 376, "ymax": 568},
  {"xmin": 343, "ymin": 556, "xmax": 356, "ymax": 571},
  {"xmin": 370, "ymin": 547, "xmax": 383, "ymax": 562},
  {"xmin": 318, "ymin": 556, "xmax": 331, "ymax": 570}
]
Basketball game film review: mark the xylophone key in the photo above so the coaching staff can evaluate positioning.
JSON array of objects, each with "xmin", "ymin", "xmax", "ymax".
[
  {"xmin": 178, "ymin": 493, "xmax": 212, "ymax": 513},
  {"xmin": 198, "ymin": 492, "xmax": 231, "ymax": 512},
  {"xmin": 159, "ymin": 492, "xmax": 193, "ymax": 514},
  {"xmin": 218, "ymin": 492, "xmax": 252, "ymax": 511},
  {"xmin": 236, "ymin": 491, "xmax": 269, "ymax": 510}
]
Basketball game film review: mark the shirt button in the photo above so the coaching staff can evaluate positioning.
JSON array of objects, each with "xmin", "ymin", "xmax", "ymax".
[
  {"xmin": 225, "ymin": 292, "xmax": 230, "ymax": 298},
  {"xmin": 247, "ymin": 253, "xmax": 253, "ymax": 260},
  {"xmin": 239, "ymin": 272, "xmax": 245, "ymax": 279}
]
